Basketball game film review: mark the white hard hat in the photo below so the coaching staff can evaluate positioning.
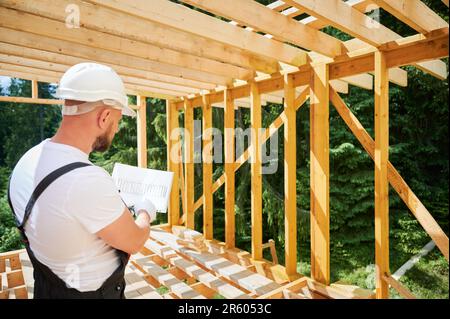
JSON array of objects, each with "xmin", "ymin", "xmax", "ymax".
[{"xmin": 55, "ymin": 62, "xmax": 136, "ymax": 117}]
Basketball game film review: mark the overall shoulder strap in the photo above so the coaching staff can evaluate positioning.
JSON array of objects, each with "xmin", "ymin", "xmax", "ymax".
[{"xmin": 7, "ymin": 162, "xmax": 92, "ymax": 234}]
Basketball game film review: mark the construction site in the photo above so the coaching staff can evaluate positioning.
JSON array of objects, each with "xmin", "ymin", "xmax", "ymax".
[{"xmin": 0, "ymin": 0, "xmax": 449, "ymax": 300}]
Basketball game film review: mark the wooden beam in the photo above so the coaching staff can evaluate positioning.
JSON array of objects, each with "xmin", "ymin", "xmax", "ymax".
[
  {"xmin": 0, "ymin": 62, "xmax": 183, "ymax": 99},
  {"xmin": 382, "ymin": 274, "xmax": 416, "ymax": 299},
  {"xmin": 284, "ymin": 0, "xmax": 399, "ymax": 46},
  {"xmin": 374, "ymin": 51, "xmax": 390, "ymax": 299},
  {"xmin": 0, "ymin": 53, "xmax": 204, "ymax": 95},
  {"xmin": 180, "ymin": 0, "xmax": 343, "ymax": 57},
  {"xmin": 0, "ymin": 0, "xmax": 275, "ymax": 77},
  {"xmin": 0, "ymin": 30, "xmax": 225, "ymax": 88},
  {"xmin": 202, "ymin": 94, "xmax": 213, "ymax": 240},
  {"xmin": 250, "ymin": 82, "xmax": 263, "ymax": 261},
  {"xmin": 0, "ymin": 96, "xmax": 62, "ymax": 105},
  {"xmin": 224, "ymin": 88, "xmax": 235, "ymax": 249},
  {"xmin": 184, "ymin": 100, "xmax": 195, "ymax": 230},
  {"xmin": 310, "ymin": 63, "xmax": 330, "ymax": 285},
  {"xmin": 137, "ymin": 96, "xmax": 147, "ymax": 168},
  {"xmin": 85, "ymin": 0, "xmax": 306, "ymax": 68},
  {"xmin": 339, "ymin": 3, "xmax": 447, "ymax": 80},
  {"xmin": 330, "ymin": 89, "xmax": 449, "ymax": 261},
  {"xmin": 174, "ymin": 30, "xmax": 449, "ymax": 109},
  {"xmin": 329, "ymin": 29, "xmax": 449, "ymax": 80},
  {"xmin": 284, "ymin": 74, "xmax": 297, "ymax": 277},
  {"xmin": 370, "ymin": 0, "xmax": 448, "ymax": 34},
  {"xmin": 31, "ymin": 80, "xmax": 38, "ymax": 99},
  {"xmin": 443, "ymin": 0, "xmax": 449, "ymax": 7},
  {"xmin": 0, "ymin": 43, "xmax": 216, "ymax": 90},
  {"xmin": 167, "ymin": 100, "xmax": 181, "ymax": 226},
  {"xmin": 0, "ymin": 4, "xmax": 249, "ymax": 82}
]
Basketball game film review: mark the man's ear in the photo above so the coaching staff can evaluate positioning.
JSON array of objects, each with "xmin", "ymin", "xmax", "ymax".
[{"xmin": 97, "ymin": 108, "xmax": 112, "ymax": 129}]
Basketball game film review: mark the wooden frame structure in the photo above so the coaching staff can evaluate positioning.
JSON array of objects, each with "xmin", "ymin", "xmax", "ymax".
[{"xmin": 0, "ymin": 0, "xmax": 448, "ymax": 299}]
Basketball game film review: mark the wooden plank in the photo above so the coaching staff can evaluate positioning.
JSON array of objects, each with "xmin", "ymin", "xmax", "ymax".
[
  {"xmin": 0, "ymin": 45, "xmax": 216, "ymax": 90},
  {"xmin": 87, "ymin": 0, "xmax": 308, "ymax": 68},
  {"xmin": 133, "ymin": 257, "xmax": 205, "ymax": 299},
  {"xmin": 202, "ymin": 94, "xmax": 213, "ymax": 240},
  {"xmin": 6, "ymin": 270, "xmax": 25, "ymax": 289},
  {"xmin": 443, "ymin": 0, "xmax": 449, "ymax": 7},
  {"xmin": 374, "ymin": 51, "xmax": 390, "ymax": 299},
  {"xmin": 0, "ymin": 96, "xmax": 62, "ymax": 105},
  {"xmin": 0, "ymin": 1, "xmax": 261, "ymax": 79},
  {"xmin": 382, "ymin": 274, "xmax": 416, "ymax": 299},
  {"xmin": 147, "ymin": 239, "xmax": 249, "ymax": 299},
  {"xmin": 284, "ymin": 0, "xmax": 399, "ymax": 46},
  {"xmin": 370, "ymin": 0, "xmax": 448, "ymax": 34},
  {"xmin": 0, "ymin": 34, "xmax": 221, "ymax": 89},
  {"xmin": 224, "ymin": 88, "xmax": 235, "ymax": 249},
  {"xmin": 167, "ymin": 101, "xmax": 181, "ymax": 226},
  {"xmin": 330, "ymin": 89, "xmax": 449, "ymax": 261},
  {"xmin": 0, "ymin": 63, "xmax": 185, "ymax": 98},
  {"xmin": 31, "ymin": 80, "xmax": 38, "ymax": 99},
  {"xmin": 184, "ymin": 100, "xmax": 195, "ymax": 229},
  {"xmin": 250, "ymin": 82, "xmax": 263, "ymax": 261},
  {"xmin": 150, "ymin": 229, "xmax": 280, "ymax": 296},
  {"xmin": 257, "ymin": 277, "xmax": 308, "ymax": 299},
  {"xmin": 137, "ymin": 96, "xmax": 147, "ymax": 168},
  {"xmin": 309, "ymin": 63, "xmax": 330, "ymax": 285},
  {"xmin": 172, "ymin": 226, "xmax": 204, "ymax": 242},
  {"xmin": 180, "ymin": 0, "xmax": 343, "ymax": 57},
  {"xmin": 283, "ymin": 74, "xmax": 297, "ymax": 277},
  {"xmin": 341, "ymin": 73, "xmax": 373, "ymax": 90}
]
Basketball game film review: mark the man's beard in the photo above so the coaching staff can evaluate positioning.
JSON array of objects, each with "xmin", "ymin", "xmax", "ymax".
[{"xmin": 92, "ymin": 124, "xmax": 114, "ymax": 152}]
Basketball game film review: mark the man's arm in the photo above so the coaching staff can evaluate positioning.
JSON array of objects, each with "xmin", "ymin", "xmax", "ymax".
[{"xmin": 96, "ymin": 207, "xmax": 151, "ymax": 255}]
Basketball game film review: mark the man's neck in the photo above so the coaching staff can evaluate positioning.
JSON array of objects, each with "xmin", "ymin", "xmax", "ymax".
[{"xmin": 51, "ymin": 125, "xmax": 93, "ymax": 155}]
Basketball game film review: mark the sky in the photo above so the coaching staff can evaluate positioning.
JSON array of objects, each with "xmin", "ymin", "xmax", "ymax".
[{"xmin": 0, "ymin": 76, "xmax": 11, "ymax": 93}]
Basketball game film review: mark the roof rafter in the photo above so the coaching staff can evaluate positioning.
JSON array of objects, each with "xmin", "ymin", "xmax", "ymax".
[
  {"xmin": 283, "ymin": 0, "xmax": 400, "ymax": 46},
  {"xmin": 0, "ymin": 0, "xmax": 280, "ymax": 76},
  {"xmin": 0, "ymin": 55, "xmax": 204, "ymax": 95},
  {"xmin": 85, "ymin": 0, "xmax": 320, "ymax": 63},
  {"xmin": 297, "ymin": 0, "xmax": 447, "ymax": 80},
  {"xmin": 0, "ymin": 26, "xmax": 232, "ymax": 87},
  {"xmin": 179, "ymin": 0, "xmax": 343, "ymax": 57},
  {"xmin": 0, "ymin": 64, "xmax": 184, "ymax": 99},
  {"xmin": 0, "ymin": 42, "xmax": 216, "ymax": 91},
  {"xmin": 370, "ymin": 0, "xmax": 448, "ymax": 34},
  {"xmin": 0, "ymin": 5, "xmax": 257, "ymax": 82}
]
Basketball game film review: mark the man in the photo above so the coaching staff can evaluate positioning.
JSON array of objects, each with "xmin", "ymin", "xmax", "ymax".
[{"xmin": 8, "ymin": 63, "xmax": 155, "ymax": 298}]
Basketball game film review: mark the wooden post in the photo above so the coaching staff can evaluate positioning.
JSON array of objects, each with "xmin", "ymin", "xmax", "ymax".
[
  {"xmin": 184, "ymin": 99, "xmax": 195, "ymax": 230},
  {"xmin": 31, "ymin": 80, "xmax": 38, "ymax": 99},
  {"xmin": 374, "ymin": 50, "xmax": 390, "ymax": 299},
  {"xmin": 250, "ymin": 82, "xmax": 262, "ymax": 261},
  {"xmin": 310, "ymin": 63, "xmax": 330, "ymax": 285},
  {"xmin": 167, "ymin": 100, "xmax": 180, "ymax": 227},
  {"xmin": 284, "ymin": 74, "xmax": 297, "ymax": 276},
  {"xmin": 224, "ymin": 88, "xmax": 235, "ymax": 248},
  {"xmin": 137, "ymin": 95, "xmax": 147, "ymax": 168},
  {"xmin": 202, "ymin": 95, "xmax": 213, "ymax": 240}
]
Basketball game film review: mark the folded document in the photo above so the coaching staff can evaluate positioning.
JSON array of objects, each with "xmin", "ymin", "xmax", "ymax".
[{"xmin": 112, "ymin": 163, "xmax": 174, "ymax": 213}]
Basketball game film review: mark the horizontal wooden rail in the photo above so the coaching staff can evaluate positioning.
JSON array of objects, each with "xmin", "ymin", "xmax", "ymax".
[
  {"xmin": 330, "ymin": 88, "xmax": 449, "ymax": 261},
  {"xmin": 0, "ymin": 96, "xmax": 62, "ymax": 105},
  {"xmin": 174, "ymin": 28, "xmax": 449, "ymax": 109}
]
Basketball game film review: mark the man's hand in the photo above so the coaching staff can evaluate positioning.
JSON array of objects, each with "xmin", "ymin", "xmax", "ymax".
[{"xmin": 134, "ymin": 198, "xmax": 157, "ymax": 223}]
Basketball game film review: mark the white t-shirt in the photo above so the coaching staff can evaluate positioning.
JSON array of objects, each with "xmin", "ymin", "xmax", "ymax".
[{"xmin": 9, "ymin": 138, "xmax": 126, "ymax": 292}]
